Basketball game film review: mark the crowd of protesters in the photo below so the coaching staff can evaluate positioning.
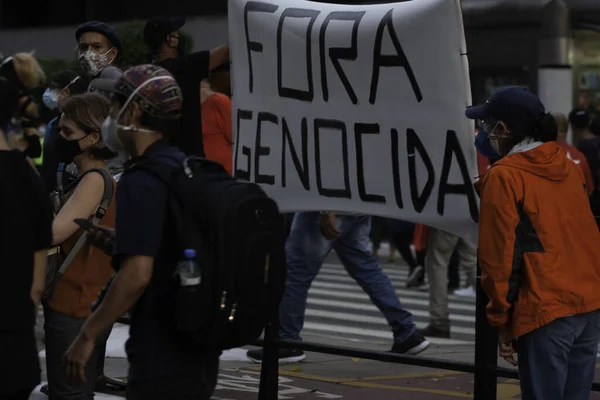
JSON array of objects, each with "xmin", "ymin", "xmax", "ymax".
[{"xmin": 3, "ymin": 14, "xmax": 600, "ymax": 400}]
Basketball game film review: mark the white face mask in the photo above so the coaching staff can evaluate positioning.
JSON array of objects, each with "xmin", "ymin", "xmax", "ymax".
[
  {"xmin": 78, "ymin": 48, "xmax": 114, "ymax": 77},
  {"xmin": 100, "ymin": 76, "xmax": 177, "ymax": 155}
]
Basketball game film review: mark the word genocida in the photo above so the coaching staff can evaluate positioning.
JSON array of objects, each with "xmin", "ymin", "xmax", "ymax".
[{"xmin": 235, "ymin": 1, "xmax": 479, "ymax": 223}]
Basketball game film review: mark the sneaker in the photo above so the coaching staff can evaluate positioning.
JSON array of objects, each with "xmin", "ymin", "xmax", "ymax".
[
  {"xmin": 454, "ymin": 285, "xmax": 476, "ymax": 298},
  {"xmin": 391, "ymin": 332, "xmax": 430, "ymax": 355},
  {"xmin": 246, "ymin": 348, "xmax": 307, "ymax": 364},
  {"xmin": 406, "ymin": 266, "xmax": 425, "ymax": 288},
  {"xmin": 418, "ymin": 324, "xmax": 450, "ymax": 339}
]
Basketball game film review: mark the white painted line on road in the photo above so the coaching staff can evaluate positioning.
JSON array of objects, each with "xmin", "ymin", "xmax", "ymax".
[
  {"xmin": 316, "ymin": 272, "xmax": 473, "ymax": 302},
  {"xmin": 305, "ymin": 309, "xmax": 476, "ymax": 335},
  {"xmin": 302, "ymin": 321, "xmax": 473, "ymax": 345},
  {"xmin": 306, "ymin": 298, "xmax": 475, "ymax": 323},
  {"xmin": 309, "ymin": 285, "xmax": 476, "ymax": 312}
]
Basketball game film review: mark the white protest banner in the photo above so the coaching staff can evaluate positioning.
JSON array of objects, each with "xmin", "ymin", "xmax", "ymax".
[{"xmin": 229, "ymin": 0, "xmax": 479, "ymax": 244}]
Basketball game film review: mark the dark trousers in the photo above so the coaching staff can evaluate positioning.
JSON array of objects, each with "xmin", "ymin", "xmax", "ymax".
[
  {"xmin": 43, "ymin": 307, "xmax": 110, "ymax": 400},
  {"xmin": 390, "ymin": 231, "xmax": 417, "ymax": 269},
  {"xmin": 517, "ymin": 310, "xmax": 600, "ymax": 400}
]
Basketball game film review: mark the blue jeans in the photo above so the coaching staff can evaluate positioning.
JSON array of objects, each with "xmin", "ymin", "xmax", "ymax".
[
  {"xmin": 279, "ymin": 212, "xmax": 417, "ymax": 343},
  {"xmin": 517, "ymin": 309, "xmax": 600, "ymax": 400}
]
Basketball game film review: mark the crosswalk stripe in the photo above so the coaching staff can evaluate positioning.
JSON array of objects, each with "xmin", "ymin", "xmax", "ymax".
[
  {"xmin": 316, "ymin": 272, "xmax": 473, "ymax": 303},
  {"xmin": 303, "ymin": 321, "xmax": 474, "ymax": 342},
  {"xmin": 306, "ymin": 298, "xmax": 475, "ymax": 323},
  {"xmin": 309, "ymin": 283, "xmax": 476, "ymax": 312}
]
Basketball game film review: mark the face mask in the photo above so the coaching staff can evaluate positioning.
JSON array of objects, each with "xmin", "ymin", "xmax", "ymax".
[
  {"xmin": 101, "ymin": 116, "xmax": 124, "ymax": 153},
  {"xmin": 78, "ymin": 48, "xmax": 114, "ymax": 77},
  {"xmin": 54, "ymin": 134, "xmax": 84, "ymax": 164},
  {"xmin": 101, "ymin": 75, "xmax": 177, "ymax": 155},
  {"xmin": 43, "ymin": 88, "xmax": 58, "ymax": 110}
]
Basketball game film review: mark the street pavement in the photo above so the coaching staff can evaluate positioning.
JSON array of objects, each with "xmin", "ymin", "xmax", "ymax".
[{"xmin": 28, "ymin": 246, "xmax": 600, "ymax": 399}]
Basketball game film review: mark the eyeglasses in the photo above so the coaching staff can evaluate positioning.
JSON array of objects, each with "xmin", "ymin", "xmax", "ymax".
[{"xmin": 477, "ymin": 119, "xmax": 499, "ymax": 134}]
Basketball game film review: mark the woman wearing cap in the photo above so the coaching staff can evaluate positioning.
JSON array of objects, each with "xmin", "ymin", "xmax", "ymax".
[{"xmin": 468, "ymin": 86, "xmax": 600, "ymax": 399}]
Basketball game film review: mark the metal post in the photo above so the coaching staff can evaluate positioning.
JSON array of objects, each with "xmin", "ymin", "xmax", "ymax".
[
  {"xmin": 473, "ymin": 261, "xmax": 498, "ymax": 400},
  {"xmin": 258, "ymin": 305, "xmax": 280, "ymax": 399}
]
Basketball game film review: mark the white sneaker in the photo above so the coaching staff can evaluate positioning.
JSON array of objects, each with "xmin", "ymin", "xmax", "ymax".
[{"xmin": 454, "ymin": 285, "xmax": 476, "ymax": 298}]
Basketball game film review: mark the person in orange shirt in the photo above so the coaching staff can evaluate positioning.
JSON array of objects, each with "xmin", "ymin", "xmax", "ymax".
[
  {"xmin": 553, "ymin": 112, "xmax": 594, "ymax": 195},
  {"xmin": 467, "ymin": 86, "xmax": 600, "ymax": 399},
  {"xmin": 200, "ymin": 79, "xmax": 232, "ymax": 175}
]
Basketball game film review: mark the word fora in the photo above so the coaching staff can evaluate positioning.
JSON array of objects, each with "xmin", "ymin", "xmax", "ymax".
[
  {"xmin": 234, "ymin": 110, "xmax": 479, "ymax": 223},
  {"xmin": 243, "ymin": 1, "xmax": 422, "ymax": 105}
]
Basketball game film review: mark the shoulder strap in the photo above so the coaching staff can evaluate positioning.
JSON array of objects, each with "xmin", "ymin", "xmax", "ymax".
[{"xmin": 58, "ymin": 168, "xmax": 115, "ymax": 274}]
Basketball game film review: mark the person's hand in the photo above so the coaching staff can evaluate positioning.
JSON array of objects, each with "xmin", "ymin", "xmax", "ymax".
[
  {"xmin": 319, "ymin": 213, "xmax": 340, "ymax": 240},
  {"xmin": 65, "ymin": 332, "xmax": 95, "ymax": 383},
  {"xmin": 87, "ymin": 225, "xmax": 115, "ymax": 255},
  {"xmin": 498, "ymin": 332, "xmax": 518, "ymax": 366}
]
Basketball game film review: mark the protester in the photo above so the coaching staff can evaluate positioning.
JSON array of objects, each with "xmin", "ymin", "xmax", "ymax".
[
  {"xmin": 468, "ymin": 86, "xmax": 600, "ymax": 399},
  {"xmin": 247, "ymin": 211, "xmax": 429, "ymax": 364},
  {"xmin": 200, "ymin": 79, "xmax": 232, "ymax": 175},
  {"xmin": 417, "ymin": 228, "xmax": 476, "ymax": 338},
  {"xmin": 143, "ymin": 16, "xmax": 229, "ymax": 156},
  {"xmin": 0, "ymin": 52, "xmax": 46, "ymax": 161},
  {"xmin": 43, "ymin": 93, "xmax": 116, "ymax": 399},
  {"xmin": 387, "ymin": 219, "xmax": 418, "ymax": 271},
  {"xmin": 569, "ymin": 107, "xmax": 591, "ymax": 147},
  {"xmin": 553, "ymin": 112, "xmax": 594, "ymax": 195},
  {"xmin": 40, "ymin": 69, "xmax": 80, "ymax": 191},
  {"xmin": 0, "ymin": 76, "xmax": 53, "ymax": 400},
  {"xmin": 75, "ymin": 21, "xmax": 121, "ymax": 81},
  {"xmin": 370, "ymin": 216, "xmax": 396, "ymax": 262},
  {"xmin": 65, "ymin": 65, "xmax": 219, "ymax": 400}
]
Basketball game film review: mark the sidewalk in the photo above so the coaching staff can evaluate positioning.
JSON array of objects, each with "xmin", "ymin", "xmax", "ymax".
[{"xmin": 31, "ymin": 322, "xmax": 600, "ymax": 399}]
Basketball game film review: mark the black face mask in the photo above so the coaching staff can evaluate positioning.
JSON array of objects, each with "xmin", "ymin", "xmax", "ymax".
[{"xmin": 54, "ymin": 134, "xmax": 84, "ymax": 164}]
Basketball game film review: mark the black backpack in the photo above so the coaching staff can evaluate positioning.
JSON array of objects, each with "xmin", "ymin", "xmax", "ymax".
[{"xmin": 131, "ymin": 156, "xmax": 286, "ymax": 351}]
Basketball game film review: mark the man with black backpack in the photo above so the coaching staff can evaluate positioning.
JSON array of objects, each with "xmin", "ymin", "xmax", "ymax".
[{"xmin": 64, "ymin": 64, "xmax": 285, "ymax": 400}]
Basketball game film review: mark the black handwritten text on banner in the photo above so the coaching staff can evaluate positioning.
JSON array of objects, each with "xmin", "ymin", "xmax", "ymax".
[{"xmin": 229, "ymin": 0, "xmax": 478, "ymax": 243}]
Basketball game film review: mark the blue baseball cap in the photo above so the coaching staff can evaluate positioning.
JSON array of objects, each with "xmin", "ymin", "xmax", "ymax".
[{"xmin": 465, "ymin": 86, "xmax": 546, "ymax": 132}]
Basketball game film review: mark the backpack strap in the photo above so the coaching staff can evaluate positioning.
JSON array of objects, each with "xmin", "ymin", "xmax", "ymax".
[
  {"xmin": 128, "ymin": 158, "xmax": 198, "ymax": 252},
  {"xmin": 57, "ymin": 168, "xmax": 115, "ymax": 275}
]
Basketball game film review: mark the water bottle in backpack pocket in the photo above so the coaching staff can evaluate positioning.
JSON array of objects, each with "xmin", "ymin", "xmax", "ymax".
[{"xmin": 173, "ymin": 249, "xmax": 204, "ymax": 332}]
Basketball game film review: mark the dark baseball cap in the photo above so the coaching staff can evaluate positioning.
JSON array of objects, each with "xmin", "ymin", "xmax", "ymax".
[
  {"xmin": 75, "ymin": 21, "xmax": 123, "ymax": 53},
  {"xmin": 568, "ymin": 107, "xmax": 590, "ymax": 129},
  {"xmin": 465, "ymin": 86, "xmax": 546, "ymax": 132},
  {"xmin": 144, "ymin": 17, "xmax": 186, "ymax": 48}
]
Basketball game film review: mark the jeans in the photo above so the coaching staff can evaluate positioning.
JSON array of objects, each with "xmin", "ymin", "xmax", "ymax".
[
  {"xmin": 43, "ymin": 307, "xmax": 110, "ymax": 400},
  {"xmin": 517, "ymin": 309, "xmax": 600, "ymax": 400},
  {"xmin": 279, "ymin": 212, "xmax": 417, "ymax": 343},
  {"xmin": 425, "ymin": 228, "xmax": 476, "ymax": 330}
]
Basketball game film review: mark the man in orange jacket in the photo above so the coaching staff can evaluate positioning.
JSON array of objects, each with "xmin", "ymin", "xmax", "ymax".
[{"xmin": 467, "ymin": 86, "xmax": 600, "ymax": 399}]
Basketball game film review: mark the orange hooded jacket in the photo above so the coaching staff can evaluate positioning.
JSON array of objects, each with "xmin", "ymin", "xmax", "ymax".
[{"xmin": 478, "ymin": 142, "xmax": 600, "ymax": 340}]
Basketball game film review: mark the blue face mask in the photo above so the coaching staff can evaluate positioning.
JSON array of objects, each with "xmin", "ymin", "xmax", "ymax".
[
  {"xmin": 475, "ymin": 126, "xmax": 501, "ymax": 162},
  {"xmin": 43, "ymin": 88, "xmax": 58, "ymax": 110}
]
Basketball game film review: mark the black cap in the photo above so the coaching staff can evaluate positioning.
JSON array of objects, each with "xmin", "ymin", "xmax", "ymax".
[
  {"xmin": 568, "ymin": 107, "xmax": 590, "ymax": 130},
  {"xmin": 75, "ymin": 21, "xmax": 123, "ymax": 53},
  {"xmin": 144, "ymin": 17, "xmax": 186, "ymax": 49},
  {"xmin": 465, "ymin": 86, "xmax": 546, "ymax": 133}
]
